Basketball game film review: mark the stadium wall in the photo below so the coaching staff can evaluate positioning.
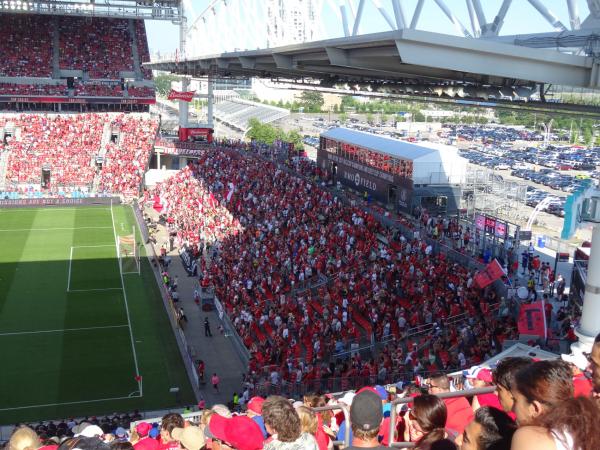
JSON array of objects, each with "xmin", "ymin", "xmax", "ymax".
[{"xmin": 0, "ymin": 196, "xmax": 120, "ymax": 208}]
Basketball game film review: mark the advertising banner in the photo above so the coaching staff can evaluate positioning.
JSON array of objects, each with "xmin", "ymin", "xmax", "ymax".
[
  {"xmin": 0, "ymin": 197, "xmax": 120, "ymax": 208},
  {"xmin": 0, "ymin": 96, "xmax": 155, "ymax": 104},
  {"xmin": 167, "ymin": 90, "xmax": 195, "ymax": 102}
]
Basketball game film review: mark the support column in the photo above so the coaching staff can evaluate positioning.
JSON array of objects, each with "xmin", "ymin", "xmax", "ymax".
[
  {"xmin": 179, "ymin": 77, "xmax": 189, "ymax": 128},
  {"xmin": 207, "ymin": 75, "xmax": 214, "ymax": 129},
  {"xmin": 573, "ymin": 225, "xmax": 600, "ymax": 351},
  {"xmin": 157, "ymin": 150, "xmax": 161, "ymax": 170}
]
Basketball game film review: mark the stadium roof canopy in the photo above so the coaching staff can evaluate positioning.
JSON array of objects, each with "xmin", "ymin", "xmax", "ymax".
[
  {"xmin": 322, "ymin": 127, "xmax": 440, "ymax": 161},
  {"xmin": 0, "ymin": 0, "xmax": 182, "ymax": 21},
  {"xmin": 146, "ymin": 29, "xmax": 600, "ymax": 116}
]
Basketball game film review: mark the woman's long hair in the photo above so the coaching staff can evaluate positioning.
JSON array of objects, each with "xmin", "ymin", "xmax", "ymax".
[
  {"xmin": 412, "ymin": 394, "xmax": 448, "ymax": 448},
  {"xmin": 533, "ymin": 396, "xmax": 600, "ymax": 450}
]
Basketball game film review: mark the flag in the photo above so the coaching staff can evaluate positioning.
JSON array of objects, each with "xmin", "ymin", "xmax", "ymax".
[
  {"xmin": 474, "ymin": 259, "xmax": 505, "ymax": 289},
  {"xmin": 167, "ymin": 90, "xmax": 195, "ymax": 102},
  {"xmin": 135, "ymin": 375, "xmax": 143, "ymax": 382},
  {"xmin": 226, "ymin": 182, "xmax": 235, "ymax": 203},
  {"xmin": 517, "ymin": 301, "xmax": 547, "ymax": 338}
]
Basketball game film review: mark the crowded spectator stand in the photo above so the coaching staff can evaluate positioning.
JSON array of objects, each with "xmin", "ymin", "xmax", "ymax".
[{"xmin": 149, "ymin": 142, "xmax": 519, "ymax": 397}]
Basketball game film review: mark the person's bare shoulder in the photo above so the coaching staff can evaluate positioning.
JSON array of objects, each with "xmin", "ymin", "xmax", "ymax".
[{"xmin": 511, "ymin": 426, "xmax": 555, "ymax": 450}]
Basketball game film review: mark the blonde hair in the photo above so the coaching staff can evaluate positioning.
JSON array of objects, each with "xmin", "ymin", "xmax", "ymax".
[
  {"xmin": 295, "ymin": 406, "xmax": 318, "ymax": 435},
  {"xmin": 200, "ymin": 410, "xmax": 214, "ymax": 426},
  {"xmin": 8, "ymin": 427, "xmax": 41, "ymax": 450}
]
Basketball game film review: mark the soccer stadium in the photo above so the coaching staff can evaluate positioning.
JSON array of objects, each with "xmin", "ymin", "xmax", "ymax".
[{"xmin": 1, "ymin": 1, "xmax": 600, "ymax": 450}]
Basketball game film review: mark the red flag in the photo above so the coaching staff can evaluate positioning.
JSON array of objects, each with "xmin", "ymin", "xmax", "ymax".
[
  {"xmin": 518, "ymin": 301, "xmax": 547, "ymax": 338},
  {"xmin": 135, "ymin": 375, "xmax": 143, "ymax": 382},
  {"xmin": 167, "ymin": 90, "xmax": 195, "ymax": 102},
  {"xmin": 474, "ymin": 259, "xmax": 505, "ymax": 289}
]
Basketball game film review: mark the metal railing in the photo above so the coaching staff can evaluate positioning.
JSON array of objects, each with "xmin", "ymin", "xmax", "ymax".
[
  {"xmin": 388, "ymin": 386, "xmax": 497, "ymax": 448},
  {"xmin": 313, "ymin": 404, "xmax": 351, "ymax": 447}
]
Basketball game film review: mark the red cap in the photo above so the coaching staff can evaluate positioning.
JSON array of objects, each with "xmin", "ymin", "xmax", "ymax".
[
  {"xmin": 356, "ymin": 386, "xmax": 378, "ymax": 396},
  {"xmin": 247, "ymin": 396, "xmax": 265, "ymax": 414},
  {"xmin": 136, "ymin": 422, "xmax": 152, "ymax": 437},
  {"xmin": 206, "ymin": 414, "xmax": 264, "ymax": 450}
]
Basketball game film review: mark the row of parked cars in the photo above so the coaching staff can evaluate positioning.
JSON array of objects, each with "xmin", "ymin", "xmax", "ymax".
[{"xmin": 525, "ymin": 186, "xmax": 566, "ymax": 217}]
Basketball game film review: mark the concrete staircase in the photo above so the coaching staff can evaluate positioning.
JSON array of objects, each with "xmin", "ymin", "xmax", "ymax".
[
  {"xmin": 128, "ymin": 20, "xmax": 143, "ymax": 80},
  {"xmin": 52, "ymin": 17, "xmax": 60, "ymax": 78},
  {"xmin": 0, "ymin": 151, "xmax": 10, "ymax": 192}
]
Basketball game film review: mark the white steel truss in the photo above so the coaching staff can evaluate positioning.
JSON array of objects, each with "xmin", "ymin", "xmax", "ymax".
[{"xmin": 185, "ymin": 0, "xmax": 600, "ymax": 57}]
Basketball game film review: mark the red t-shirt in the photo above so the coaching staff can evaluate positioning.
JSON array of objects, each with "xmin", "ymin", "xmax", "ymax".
[
  {"xmin": 573, "ymin": 375, "xmax": 593, "ymax": 397},
  {"xmin": 135, "ymin": 437, "xmax": 160, "ymax": 450},
  {"xmin": 443, "ymin": 396, "xmax": 474, "ymax": 434}
]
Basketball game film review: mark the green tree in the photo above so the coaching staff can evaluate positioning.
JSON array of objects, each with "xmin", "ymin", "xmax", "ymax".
[
  {"xmin": 300, "ymin": 91, "xmax": 324, "ymax": 112},
  {"xmin": 339, "ymin": 112, "xmax": 348, "ymax": 124},
  {"xmin": 583, "ymin": 127, "xmax": 593, "ymax": 146},
  {"xmin": 381, "ymin": 113, "xmax": 388, "ymax": 125},
  {"xmin": 286, "ymin": 130, "xmax": 304, "ymax": 149},
  {"xmin": 154, "ymin": 74, "xmax": 180, "ymax": 97},
  {"xmin": 333, "ymin": 104, "xmax": 339, "ymax": 113},
  {"xmin": 366, "ymin": 113, "xmax": 374, "ymax": 124},
  {"xmin": 413, "ymin": 111, "xmax": 425, "ymax": 122}
]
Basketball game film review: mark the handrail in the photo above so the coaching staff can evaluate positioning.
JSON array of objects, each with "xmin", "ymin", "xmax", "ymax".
[
  {"xmin": 388, "ymin": 386, "xmax": 497, "ymax": 448},
  {"xmin": 311, "ymin": 404, "xmax": 351, "ymax": 447}
]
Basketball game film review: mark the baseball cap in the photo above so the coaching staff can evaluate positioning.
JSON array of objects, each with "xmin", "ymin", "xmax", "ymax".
[
  {"xmin": 149, "ymin": 427, "xmax": 160, "ymax": 439},
  {"xmin": 338, "ymin": 391, "xmax": 355, "ymax": 405},
  {"xmin": 247, "ymin": 396, "xmax": 264, "ymax": 414},
  {"xmin": 205, "ymin": 414, "xmax": 263, "ymax": 450},
  {"xmin": 71, "ymin": 422, "xmax": 91, "ymax": 436},
  {"xmin": 172, "ymin": 426, "xmax": 205, "ymax": 450},
  {"xmin": 77, "ymin": 425, "xmax": 104, "ymax": 438},
  {"xmin": 464, "ymin": 366, "xmax": 493, "ymax": 383},
  {"xmin": 136, "ymin": 422, "xmax": 152, "ymax": 437},
  {"xmin": 114, "ymin": 427, "xmax": 127, "ymax": 438},
  {"xmin": 350, "ymin": 390, "xmax": 383, "ymax": 432},
  {"xmin": 374, "ymin": 385, "xmax": 388, "ymax": 401}
]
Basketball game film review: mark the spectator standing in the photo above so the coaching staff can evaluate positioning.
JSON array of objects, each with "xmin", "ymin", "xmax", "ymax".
[
  {"xmin": 158, "ymin": 413, "xmax": 184, "ymax": 450},
  {"xmin": 343, "ymin": 389, "xmax": 387, "ymax": 450},
  {"xmin": 211, "ymin": 373, "xmax": 220, "ymax": 393},
  {"xmin": 246, "ymin": 396, "xmax": 268, "ymax": 438},
  {"xmin": 262, "ymin": 396, "xmax": 318, "ymax": 450},
  {"xmin": 491, "ymin": 357, "xmax": 532, "ymax": 415},
  {"xmin": 428, "ymin": 373, "xmax": 473, "ymax": 435},
  {"xmin": 133, "ymin": 423, "xmax": 158, "ymax": 450},
  {"xmin": 404, "ymin": 394, "xmax": 455, "ymax": 449},
  {"xmin": 456, "ymin": 406, "xmax": 515, "ymax": 450},
  {"xmin": 171, "ymin": 426, "xmax": 205, "ymax": 450}
]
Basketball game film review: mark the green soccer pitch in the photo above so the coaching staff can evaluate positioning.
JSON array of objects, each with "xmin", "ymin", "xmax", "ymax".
[{"xmin": 0, "ymin": 204, "xmax": 195, "ymax": 424}]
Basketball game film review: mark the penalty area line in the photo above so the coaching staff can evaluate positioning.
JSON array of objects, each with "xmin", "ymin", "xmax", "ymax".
[
  {"xmin": 0, "ymin": 392, "xmax": 143, "ymax": 411},
  {"xmin": 68, "ymin": 287, "xmax": 122, "ymax": 293},
  {"xmin": 0, "ymin": 324, "xmax": 129, "ymax": 337}
]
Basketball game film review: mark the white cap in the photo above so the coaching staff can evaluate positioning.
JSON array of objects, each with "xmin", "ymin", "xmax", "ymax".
[{"xmin": 561, "ymin": 352, "xmax": 589, "ymax": 371}]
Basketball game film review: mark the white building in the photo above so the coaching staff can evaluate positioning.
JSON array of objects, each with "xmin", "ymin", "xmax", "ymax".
[{"xmin": 266, "ymin": 0, "xmax": 319, "ymax": 48}]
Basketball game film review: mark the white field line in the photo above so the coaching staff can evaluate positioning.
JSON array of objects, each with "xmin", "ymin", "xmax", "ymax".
[
  {"xmin": 0, "ymin": 392, "xmax": 142, "ymax": 411},
  {"xmin": 110, "ymin": 201, "xmax": 142, "ymax": 396},
  {"xmin": 67, "ymin": 246, "xmax": 74, "ymax": 292},
  {"xmin": 0, "ymin": 324, "xmax": 129, "ymax": 337},
  {"xmin": 68, "ymin": 287, "xmax": 123, "ymax": 293},
  {"xmin": 71, "ymin": 244, "xmax": 115, "ymax": 248},
  {"xmin": 0, "ymin": 226, "xmax": 113, "ymax": 232}
]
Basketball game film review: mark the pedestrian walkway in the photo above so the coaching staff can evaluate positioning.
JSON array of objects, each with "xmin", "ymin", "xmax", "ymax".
[{"xmin": 144, "ymin": 205, "xmax": 246, "ymax": 407}]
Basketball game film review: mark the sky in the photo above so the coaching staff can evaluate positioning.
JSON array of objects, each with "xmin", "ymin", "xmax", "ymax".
[{"xmin": 146, "ymin": 0, "xmax": 591, "ymax": 57}]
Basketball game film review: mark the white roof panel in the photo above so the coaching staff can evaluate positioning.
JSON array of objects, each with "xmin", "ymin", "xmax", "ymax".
[{"xmin": 321, "ymin": 127, "xmax": 439, "ymax": 162}]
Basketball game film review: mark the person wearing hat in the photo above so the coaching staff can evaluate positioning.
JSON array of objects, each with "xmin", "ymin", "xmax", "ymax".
[
  {"xmin": 134, "ymin": 423, "xmax": 159, "ymax": 450},
  {"xmin": 204, "ymin": 413, "xmax": 264, "ymax": 450},
  {"xmin": 465, "ymin": 367, "xmax": 503, "ymax": 413},
  {"xmin": 171, "ymin": 426, "xmax": 205, "ymax": 450},
  {"xmin": 246, "ymin": 397, "xmax": 268, "ymax": 439},
  {"xmin": 344, "ymin": 389, "xmax": 387, "ymax": 450}
]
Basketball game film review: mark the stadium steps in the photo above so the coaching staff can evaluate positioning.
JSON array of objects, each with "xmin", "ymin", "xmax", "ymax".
[
  {"xmin": 52, "ymin": 17, "xmax": 60, "ymax": 78},
  {"xmin": 0, "ymin": 151, "xmax": 9, "ymax": 191},
  {"xmin": 129, "ymin": 20, "xmax": 143, "ymax": 79}
]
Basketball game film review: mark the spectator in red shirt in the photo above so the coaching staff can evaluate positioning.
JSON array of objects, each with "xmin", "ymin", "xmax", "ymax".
[
  {"xmin": 561, "ymin": 352, "xmax": 593, "ymax": 398},
  {"xmin": 134, "ymin": 423, "xmax": 159, "ymax": 450},
  {"xmin": 464, "ymin": 367, "xmax": 503, "ymax": 413},
  {"xmin": 427, "ymin": 373, "xmax": 473, "ymax": 435}
]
